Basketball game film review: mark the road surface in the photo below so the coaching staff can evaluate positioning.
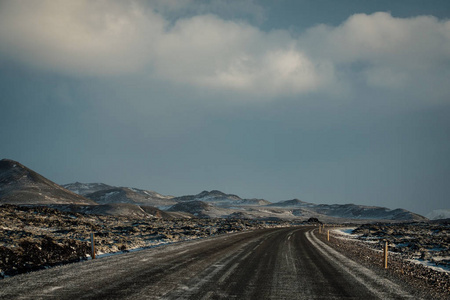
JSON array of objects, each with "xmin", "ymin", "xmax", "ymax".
[{"xmin": 0, "ymin": 227, "xmax": 415, "ymax": 299}]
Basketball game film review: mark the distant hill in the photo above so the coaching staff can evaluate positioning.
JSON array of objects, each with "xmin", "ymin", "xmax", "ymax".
[
  {"xmin": 268, "ymin": 199, "xmax": 309, "ymax": 207},
  {"xmin": 426, "ymin": 209, "xmax": 450, "ymax": 220},
  {"xmin": 269, "ymin": 199, "xmax": 427, "ymax": 221},
  {"xmin": 0, "ymin": 159, "xmax": 95, "ymax": 205},
  {"xmin": 173, "ymin": 190, "xmax": 240, "ymax": 203},
  {"xmin": 0, "ymin": 159, "xmax": 427, "ymax": 222},
  {"xmin": 61, "ymin": 182, "xmax": 114, "ymax": 196},
  {"xmin": 167, "ymin": 200, "xmax": 233, "ymax": 218},
  {"xmin": 172, "ymin": 190, "xmax": 271, "ymax": 207},
  {"xmin": 63, "ymin": 183, "xmax": 175, "ymax": 208}
]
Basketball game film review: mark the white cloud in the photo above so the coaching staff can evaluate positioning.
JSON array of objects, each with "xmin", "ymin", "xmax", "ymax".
[
  {"xmin": 302, "ymin": 12, "xmax": 450, "ymax": 91},
  {"xmin": 0, "ymin": 2, "xmax": 449, "ymax": 98},
  {"xmin": 0, "ymin": 0, "xmax": 164, "ymax": 75},
  {"xmin": 153, "ymin": 14, "xmax": 329, "ymax": 95}
]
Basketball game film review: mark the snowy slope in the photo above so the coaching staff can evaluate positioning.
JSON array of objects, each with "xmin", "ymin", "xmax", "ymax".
[
  {"xmin": 63, "ymin": 183, "xmax": 175, "ymax": 207},
  {"xmin": 426, "ymin": 209, "xmax": 450, "ymax": 220}
]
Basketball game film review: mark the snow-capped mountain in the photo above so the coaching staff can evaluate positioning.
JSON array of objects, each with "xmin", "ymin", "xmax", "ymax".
[{"xmin": 63, "ymin": 183, "xmax": 175, "ymax": 208}]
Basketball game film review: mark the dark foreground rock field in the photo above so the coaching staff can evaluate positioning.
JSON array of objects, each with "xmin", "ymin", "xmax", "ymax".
[{"xmin": 0, "ymin": 204, "xmax": 292, "ymax": 277}]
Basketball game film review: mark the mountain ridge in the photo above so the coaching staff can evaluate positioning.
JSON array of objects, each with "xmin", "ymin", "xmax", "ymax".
[{"xmin": 0, "ymin": 159, "xmax": 428, "ymax": 222}]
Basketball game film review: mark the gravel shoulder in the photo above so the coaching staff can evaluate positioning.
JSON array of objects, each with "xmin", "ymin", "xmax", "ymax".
[{"xmin": 319, "ymin": 226, "xmax": 450, "ymax": 300}]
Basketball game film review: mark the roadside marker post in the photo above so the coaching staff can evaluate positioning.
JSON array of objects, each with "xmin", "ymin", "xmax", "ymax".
[
  {"xmin": 384, "ymin": 240, "xmax": 388, "ymax": 269},
  {"xmin": 327, "ymin": 230, "xmax": 329, "ymax": 241},
  {"xmin": 91, "ymin": 233, "xmax": 96, "ymax": 259}
]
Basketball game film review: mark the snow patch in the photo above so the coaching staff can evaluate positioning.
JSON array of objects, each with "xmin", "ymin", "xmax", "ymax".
[
  {"xmin": 407, "ymin": 258, "xmax": 450, "ymax": 274},
  {"xmin": 336, "ymin": 228, "xmax": 357, "ymax": 236}
]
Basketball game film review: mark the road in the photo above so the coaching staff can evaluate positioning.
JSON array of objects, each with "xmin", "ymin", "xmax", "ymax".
[{"xmin": 0, "ymin": 227, "xmax": 415, "ymax": 299}]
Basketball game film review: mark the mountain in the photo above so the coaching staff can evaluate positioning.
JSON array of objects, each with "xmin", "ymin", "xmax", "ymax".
[
  {"xmin": 237, "ymin": 198, "xmax": 272, "ymax": 206},
  {"xmin": 269, "ymin": 199, "xmax": 427, "ymax": 221},
  {"xmin": 268, "ymin": 199, "xmax": 310, "ymax": 207},
  {"xmin": 426, "ymin": 209, "xmax": 450, "ymax": 220},
  {"xmin": 84, "ymin": 187, "xmax": 175, "ymax": 207},
  {"xmin": 61, "ymin": 182, "xmax": 114, "ymax": 196},
  {"xmin": 0, "ymin": 159, "xmax": 426, "ymax": 222},
  {"xmin": 63, "ymin": 183, "xmax": 175, "ymax": 208},
  {"xmin": 172, "ymin": 190, "xmax": 271, "ymax": 207},
  {"xmin": 0, "ymin": 159, "xmax": 95, "ymax": 205},
  {"xmin": 167, "ymin": 200, "xmax": 233, "ymax": 218},
  {"xmin": 174, "ymin": 190, "xmax": 240, "ymax": 202},
  {"xmin": 311, "ymin": 204, "xmax": 426, "ymax": 221}
]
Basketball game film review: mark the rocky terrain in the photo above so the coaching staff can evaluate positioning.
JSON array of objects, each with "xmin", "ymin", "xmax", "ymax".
[
  {"xmin": 351, "ymin": 222, "xmax": 450, "ymax": 270},
  {"xmin": 2, "ymin": 157, "xmax": 446, "ymax": 290},
  {"xmin": 0, "ymin": 204, "xmax": 292, "ymax": 278},
  {"xmin": 324, "ymin": 223, "xmax": 450, "ymax": 299}
]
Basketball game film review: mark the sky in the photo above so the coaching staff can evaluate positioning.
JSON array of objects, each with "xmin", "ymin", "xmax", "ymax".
[{"xmin": 1, "ymin": 0, "xmax": 449, "ymax": 216}]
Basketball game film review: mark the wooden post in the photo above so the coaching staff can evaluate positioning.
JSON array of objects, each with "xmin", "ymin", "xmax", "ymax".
[
  {"xmin": 327, "ymin": 230, "xmax": 330, "ymax": 241},
  {"xmin": 384, "ymin": 240, "xmax": 388, "ymax": 269},
  {"xmin": 91, "ymin": 233, "xmax": 96, "ymax": 259}
]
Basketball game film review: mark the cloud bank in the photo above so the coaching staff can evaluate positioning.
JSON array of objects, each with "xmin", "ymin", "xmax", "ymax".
[{"xmin": 0, "ymin": 0, "xmax": 449, "ymax": 97}]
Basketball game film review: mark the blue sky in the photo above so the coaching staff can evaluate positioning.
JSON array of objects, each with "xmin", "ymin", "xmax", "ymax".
[{"xmin": 1, "ymin": 0, "xmax": 449, "ymax": 215}]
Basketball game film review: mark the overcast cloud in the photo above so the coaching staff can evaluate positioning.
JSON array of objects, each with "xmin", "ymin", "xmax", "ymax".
[
  {"xmin": 1, "ymin": 1, "xmax": 448, "ymax": 97},
  {"xmin": 1, "ymin": 0, "xmax": 449, "ymax": 215}
]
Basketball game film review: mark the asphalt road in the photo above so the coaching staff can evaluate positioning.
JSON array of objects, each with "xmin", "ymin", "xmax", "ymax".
[{"xmin": 0, "ymin": 227, "xmax": 415, "ymax": 299}]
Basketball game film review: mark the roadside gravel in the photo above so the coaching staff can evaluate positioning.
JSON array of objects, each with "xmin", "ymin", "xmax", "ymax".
[{"xmin": 318, "ymin": 228, "xmax": 450, "ymax": 300}]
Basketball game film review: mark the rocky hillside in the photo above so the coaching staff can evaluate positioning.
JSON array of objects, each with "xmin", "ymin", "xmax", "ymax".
[
  {"xmin": 85, "ymin": 187, "xmax": 176, "ymax": 207},
  {"xmin": 1, "ymin": 159, "xmax": 427, "ymax": 222},
  {"xmin": 0, "ymin": 159, "xmax": 95, "ymax": 205},
  {"xmin": 172, "ymin": 190, "xmax": 271, "ymax": 207},
  {"xmin": 426, "ymin": 209, "xmax": 450, "ymax": 220},
  {"xmin": 173, "ymin": 190, "xmax": 241, "ymax": 204},
  {"xmin": 269, "ymin": 199, "xmax": 427, "ymax": 222},
  {"xmin": 63, "ymin": 183, "xmax": 175, "ymax": 208},
  {"xmin": 61, "ymin": 182, "xmax": 114, "ymax": 196}
]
